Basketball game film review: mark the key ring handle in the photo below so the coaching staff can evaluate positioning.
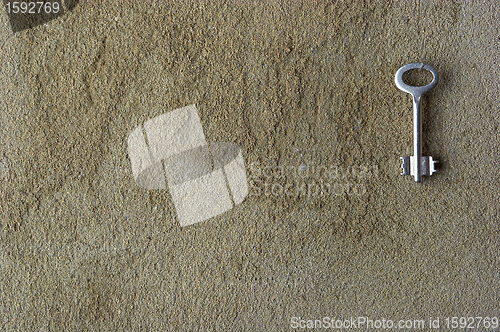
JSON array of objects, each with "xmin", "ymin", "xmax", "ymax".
[{"xmin": 395, "ymin": 63, "xmax": 438, "ymax": 97}]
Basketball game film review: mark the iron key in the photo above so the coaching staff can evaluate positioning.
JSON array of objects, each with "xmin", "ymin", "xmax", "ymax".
[{"xmin": 395, "ymin": 63, "xmax": 438, "ymax": 182}]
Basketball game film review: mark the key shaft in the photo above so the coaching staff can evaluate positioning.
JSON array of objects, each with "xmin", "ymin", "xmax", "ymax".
[{"xmin": 413, "ymin": 94, "xmax": 422, "ymax": 182}]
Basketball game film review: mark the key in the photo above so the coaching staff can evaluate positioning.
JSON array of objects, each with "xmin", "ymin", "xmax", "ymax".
[{"xmin": 395, "ymin": 63, "xmax": 439, "ymax": 182}]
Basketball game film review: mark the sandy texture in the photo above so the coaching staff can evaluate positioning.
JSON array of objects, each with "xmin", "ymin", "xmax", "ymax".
[{"xmin": 1, "ymin": 0, "xmax": 499, "ymax": 330}]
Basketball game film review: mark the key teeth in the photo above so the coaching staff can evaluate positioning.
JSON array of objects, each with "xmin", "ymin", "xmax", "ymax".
[
  {"xmin": 400, "ymin": 156, "xmax": 410, "ymax": 175},
  {"xmin": 428, "ymin": 157, "xmax": 438, "ymax": 175},
  {"xmin": 400, "ymin": 156, "xmax": 438, "ymax": 177}
]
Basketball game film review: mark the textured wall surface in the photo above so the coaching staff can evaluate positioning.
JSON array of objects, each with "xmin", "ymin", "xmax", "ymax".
[{"xmin": 0, "ymin": 0, "xmax": 499, "ymax": 330}]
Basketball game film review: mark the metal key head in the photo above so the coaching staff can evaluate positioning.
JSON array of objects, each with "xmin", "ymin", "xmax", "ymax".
[{"xmin": 395, "ymin": 63, "xmax": 439, "ymax": 99}]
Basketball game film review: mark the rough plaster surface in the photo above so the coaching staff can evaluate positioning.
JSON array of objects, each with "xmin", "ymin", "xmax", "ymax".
[{"xmin": 0, "ymin": 0, "xmax": 499, "ymax": 330}]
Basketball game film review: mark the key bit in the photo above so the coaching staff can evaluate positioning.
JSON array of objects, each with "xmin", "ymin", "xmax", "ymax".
[
  {"xmin": 400, "ymin": 156, "xmax": 437, "ymax": 176},
  {"xmin": 395, "ymin": 63, "xmax": 439, "ymax": 183}
]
